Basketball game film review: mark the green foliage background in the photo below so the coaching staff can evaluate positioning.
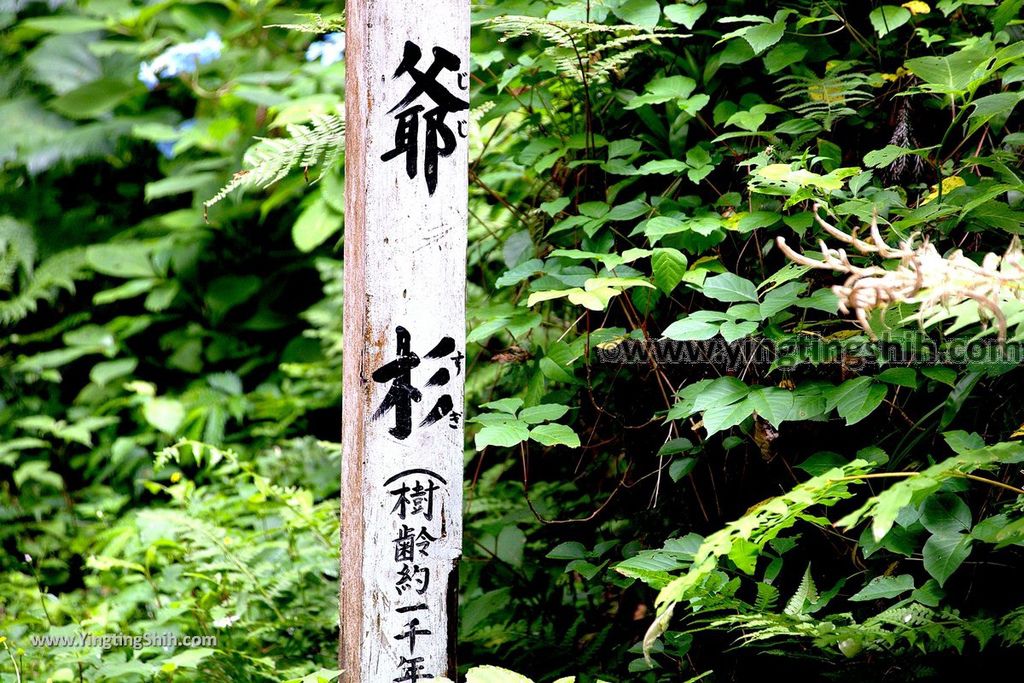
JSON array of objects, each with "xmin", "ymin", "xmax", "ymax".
[{"xmin": 2, "ymin": 0, "xmax": 1024, "ymax": 681}]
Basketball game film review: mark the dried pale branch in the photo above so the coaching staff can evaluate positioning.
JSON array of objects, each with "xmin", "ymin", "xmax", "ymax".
[{"xmin": 777, "ymin": 203, "xmax": 1024, "ymax": 340}]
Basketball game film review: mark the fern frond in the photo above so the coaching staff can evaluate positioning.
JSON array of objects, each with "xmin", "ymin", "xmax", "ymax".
[
  {"xmin": 0, "ymin": 217, "xmax": 36, "ymax": 289},
  {"xmin": 754, "ymin": 582, "xmax": 780, "ymax": 612},
  {"xmin": 487, "ymin": 15, "xmax": 686, "ymax": 81},
  {"xmin": 0, "ymin": 248, "xmax": 89, "ymax": 326},
  {"xmin": 205, "ymin": 114, "xmax": 345, "ymax": 210},
  {"xmin": 1000, "ymin": 606, "xmax": 1024, "ymax": 645},
  {"xmin": 267, "ymin": 12, "xmax": 345, "ymax": 33},
  {"xmin": 777, "ymin": 72, "xmax": 872, "ymax": 130},
  {"xmin": 783, "ymin": 565, "xmax": 818, "ymax": 616}
]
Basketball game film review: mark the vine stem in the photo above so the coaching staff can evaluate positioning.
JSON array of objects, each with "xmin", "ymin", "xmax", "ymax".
[
  {"xmin": 834, "ymin": 471, "xmax": 1024, "ymax": 496},
  {"xmin": 1, "ymin": 637, "xmax": 21, "ymax": 683}
]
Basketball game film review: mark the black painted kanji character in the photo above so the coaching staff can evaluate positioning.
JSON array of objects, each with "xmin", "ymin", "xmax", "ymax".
[
  {"xmin": 396, "ymin": 563, "xmax": 430, "ymax": 596},
  {"xmin": 380, "ymin": 41, "xmax": 469, "ymax": 195},
  {"xmin": 394, "ymin": 656, "xmax": 432, "ymax": 682},
  {"xmin": 380, "ymin": 106, "xmax": 423, "ymax": 181},
  {"xmin": 394, "ymin": 617, "xmax": 432, "ymax": 655},
  {"xmin": 388, "ymin": 42, "xmax": 467, "ymax": 115},
  {"xmin": 450, "ymin": 350, "xmax": 464, "ymax": 375},
  {"xmin": 390, "ymin": 481, "xmax": 413, "ymax": 519},
  {"xmin": 390, "ymin": 479, "xmax": 438, "ymax": 520},
  {"xmin": 372, "ymin": 329, "xmax": 459, "ymax": 438},
  {"xmin": 409, "ymin": 479, "xmax": 439, "ymax": 520},
  {"xmin": 415, "ymin": 527, "xmax": 437, "ymax": 557},
  {"xmin": 419, "ymin": 337, "xmax": 456, "ymax": 427},
  {"xmin": 372, "ymin": 326, "xmax": 421, "ymax": 440},
  {"xmin": 394, "ymin": 524, "xmax": 416, "ymax": 563}
]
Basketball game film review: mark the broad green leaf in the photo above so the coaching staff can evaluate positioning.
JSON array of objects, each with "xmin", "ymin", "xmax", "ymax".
[
  {"xmin": 693, "ymin": 376, "xmax": 750, "ymax": 413},
  {"xmin": 759, "ymin": 281, "xmax": 806, "ymax": 318},
  {"xmin": 50, "ymin": 78, "xmax": 138, "ymax": 119},
  {"xmin": 539, "ymin": 197, "xmax": 570, "ymax": 216},
  {"xmin": 824, "ymin": 377, "xmax": 887, "ymax": 425},
  {"xmin": 21, "ymin": 16, "xmax": 108, "ymax": 33},
  {"xmin": 143, "ymin": 397, "xmax": 185, "ymax": 435},
  {"xmin": 702, "ymin": 397, "xmax": 754, "ymax": 435},
  {"xmin": 922, "ymin": 366, "xmax": 956, "ymax": 386},
  {"xmin": 519, "ymin": 404, "xmax": 570, "ymax": 424},
  {"xmin": 474, "ymin": 420, "xmax": 530, "ymax": 450},
  {"xmin": 905, "ymin": 42, "xmax": 993, "ymax": 94},
  {"xmin": 719, "ymin": 319, "xmax": 757, "ymax": 342},
  {"xmin": 725, "ymin": 104, "xmax": 782, "ymax": 132},
  {"xmin": 966, "ymin": 92, "xmax": 1024, "ymax": 137},
  {"xmin": 669, "ymin": 457, "xmax": 697, "ymax": 482},
  {"xmin": 848, "ymin": 574, "xmax": 915, "ymax": 601},
  {"xmin": 529, "ymin": 423, "xmax": 581, "ymax": 447},
  {"xmin": 877, "ymin": 367, "xmax": 918, "ymax": 388},
  {"xmin": 922, "ymin": 533, "xmax": 972, "ymax": 586},
  {"xmin": 625, "ymin": 76, "xmax": 697, "ymax": 109},
  {"xmin": 495, "ymin": 259, "xmax": 543, "ymax": 288},
  {"xmin": 90, "ymin": 358, "xmax": 138, "ymax": 387},
  {"xmin": 497, "ymin": 525, "xmax": 526, "ymax": 567},
  {"xmin": 763, "ymin": 42, "xmax": 807, "ymax": 73},
  {"xmin": 725, "ymin": 302, "xmax": 760, "ymax": 321},
  {"xmin": 748, "ymin": 387, "xmax": 795, "ymax": 428},
  {"xmin": 292, "ymin": 198, "xmax": 343, "ymax": 252},
  {"xmin": 651, "ymin": 247, "xmax": 688, "ymax": 294},
  {"xmin": 738, "ymin": 21, "xmax": 786, "ymax": 54},
  {"xmin": 86, "ymin": 243, "xmax": 156, "ymax": 278},
  {"xmin": 634, "ymin": 159, "xmax": 689, "ymax": 175},
  {"xmin": 644, "ymin": 216, "xmax": 687, "ymax": 242},
  {"xmin": 920, "ymin": 494, "xmax": 972, "ymax": 536},
  {"xmin": 664, "ymin": 3, "xmax": 706, "ymax": 29},
  {"xmin": 480, "ymin": 398, "xmax": 523, "ymax": 415},
  {"xmin": 612, "ymin": 0, "xmax": 661, "ymax": 27},
  {"xmin": 144, "ymin": 172, "xmax": 219, "ymax": 201},
  {"xmin": 702, "ymin": 272, "xmax": 758, "ymax": 302},
  {"xmin": 658, "ymin": 438, "xmax": 694, "ymax": 456},
  {"xmin": 662, "ymin": 312, "xmax": 723, "ymax": 340},
  {"xmin": 863, "ymin": 144, "xmax": 923, "ymax": 168},
  {"xmin": 546, "ymin": 541, "xmax": 587, "ymax": 560},
  {"xmin": 869, "ymin": 6, "xmax": 911, "ymax": 36}
]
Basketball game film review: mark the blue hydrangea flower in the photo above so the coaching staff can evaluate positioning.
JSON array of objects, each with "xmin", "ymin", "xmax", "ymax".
[
  {"xmin": 156, "ymin": 119, "xmax": 197, "ymax": 159},
  {"xmin": 305, "ymin": 32, "xmax": 345, "ymax": 67},
  {"xmin": 138, "ymin": 31, "xmax": 223, "ymax": 90}
]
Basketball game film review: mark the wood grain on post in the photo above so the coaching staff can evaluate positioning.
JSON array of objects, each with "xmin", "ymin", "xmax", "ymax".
[{"xmin": 341, "ymin": 0, "xmax": 468, "ymax": 680}]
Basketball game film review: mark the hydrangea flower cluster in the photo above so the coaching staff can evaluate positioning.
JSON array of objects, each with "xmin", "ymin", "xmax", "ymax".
[
  {"xmin": 156, "ymin": 119, "xmax": 197, "ymax": 159},
  {"xmin": 138, "ymin": 31, "xmax": 223, "ymax": 90},
  {"xmin": 305, "ymin": 32, "xmax": 345, "ymax": 67}
]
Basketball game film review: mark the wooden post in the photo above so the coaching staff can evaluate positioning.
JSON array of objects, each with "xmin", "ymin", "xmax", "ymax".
[{"xmin": 341, "ymin": 0, "xmax": 468, "ymax": 680}]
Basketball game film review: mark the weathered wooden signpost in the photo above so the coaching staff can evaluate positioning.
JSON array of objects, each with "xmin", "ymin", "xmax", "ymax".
[{"xmin": 341, "ymin": 0, "xmax": 469, "ymax": 680}]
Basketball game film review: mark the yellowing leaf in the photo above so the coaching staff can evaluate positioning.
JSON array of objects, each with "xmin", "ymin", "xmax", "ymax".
[
  {"xmin": 808, "ymin": 81, "xmax": 846, "ymax": 104},
  {"xmin": 921, "ymin": 175, "xmax": 966, "ymax": 204},
  {"xmin": 526, "ymin": 289, "xmax": 575, "ymax": 307},
  {"xmin": 584, "ymin": 276, "xmax": 655, "ymax": 291},
  {"xmin": 881, "ymin": 67, "xmax": 910, "ymax": 82},
  {"xmin": 901, "ymin": 1, "xmax": 930, "ymax": 15},
  {"xmin": 568, "ymin": 286, "xmax": 620, "ymax": 310}
]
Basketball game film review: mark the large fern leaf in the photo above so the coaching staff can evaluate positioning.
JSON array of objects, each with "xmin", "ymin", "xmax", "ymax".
[{"xmin": 205, "ymin": 114, "xmax": 345, "ymax": 210}]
